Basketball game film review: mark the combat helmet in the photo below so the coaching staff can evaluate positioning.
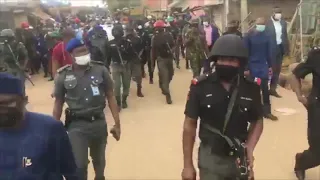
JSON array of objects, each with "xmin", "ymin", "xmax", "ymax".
[
  {"xmin": 0, "ymin": 29, "xmax": 15, "ymax": 37},
  {"xmin": 112, "ymin": 25, "xmax": 124, "ymax": 37},
  {"xmin": 209, "ymin": 34, "xmax": 248, "ymax": 64}
]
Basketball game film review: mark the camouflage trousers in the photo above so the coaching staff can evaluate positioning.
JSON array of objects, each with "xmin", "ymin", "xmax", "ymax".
[
  {"xmin": 111, "ymin": 62, "xmax": 132, "ymax": 97},
  {"xmin": 186, "ymin": 51, "xmax": 203, "ymax": 78}
]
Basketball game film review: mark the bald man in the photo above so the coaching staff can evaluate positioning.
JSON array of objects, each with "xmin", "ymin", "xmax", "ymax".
[{"xmin": 244, "ymin": 17, "xmax": 278, "ymax": 121}]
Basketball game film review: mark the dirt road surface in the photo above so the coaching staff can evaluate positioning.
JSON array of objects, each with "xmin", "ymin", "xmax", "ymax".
[{"xmin": 25, "ymin": 65, "xmax": 319, "ymax": 180}]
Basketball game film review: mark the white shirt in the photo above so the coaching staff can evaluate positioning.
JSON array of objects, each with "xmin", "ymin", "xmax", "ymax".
[
  {"xmin": 101, "ymin": 24, "xmax": 114, "ymax": 41},
  {"xmin": 271, "ymin": 17, "xmax": 282, "ymax": 45}
]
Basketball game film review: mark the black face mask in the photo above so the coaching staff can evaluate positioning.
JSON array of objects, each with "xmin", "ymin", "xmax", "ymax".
[
  {"xmin": 0, "ymin": 107, "xmax": 22, "ymax": 128},
  {"xmin": 215, "ymin": 65, "xmax": 239, "ymax": 82}
]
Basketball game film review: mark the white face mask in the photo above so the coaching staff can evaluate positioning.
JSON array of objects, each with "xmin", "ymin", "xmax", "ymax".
[
  {"xmin": 138, "ymin": 25, "xmax": 142, "ymax": 29},
  {"xmin": 203, "ymin": 22, "xmax": 209, "ymax": 26},
  {"xmin": 74, "ymin": 54, "xmax": 91, "ymax": 65},
  {"xmin": 274, "ymin": 13, "xmax": 282, "ymax": 20}
]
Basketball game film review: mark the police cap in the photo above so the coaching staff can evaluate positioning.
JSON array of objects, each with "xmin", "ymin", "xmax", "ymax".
[
  {"xmin": 0, "ymin": 29, "xmax": 15, "ymax": 37},
  {"xmin": 209, "ymin": 34, "xmax": 248, "ymax": 62}
]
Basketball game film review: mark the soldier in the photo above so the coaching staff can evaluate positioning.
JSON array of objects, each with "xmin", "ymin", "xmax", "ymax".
[
  {"xmin": 52, "ymin": 38, "xmax": 121, "ymax": 180},
  {"xmin": 185, "ymin": 19, "xmax": 209, "ymax": 78},
  {"xmin": 151, "ymin": 20, "xmax": 175, "ymax": 104},
  {"xmin": 0, "ymin": 29, "xmax": 29, "ymax": 92},
  {"xmin": 291, "ymin": 46, "xmax": 320, "ymax": 180},
  {"xmin": 141, "ymin": 21, "xmax": 154, "ymax": 83},
  {"xmin": 105, "ymin": 26, "xmax": 135, "ymax": 110},
  {"xmin": 166, "ymin": 16, "xmax": 181, "ymax": 69},
  {"xmin": 182, "ymin": 22, "xmax": 190, "ymax": 69},
  {"xmin": 125, "ymin": 27, "xmax": 144, "ymax": 97},
  {"xmin": 182, "ymin": 35, "xmax": 263, "ymax": 180}
]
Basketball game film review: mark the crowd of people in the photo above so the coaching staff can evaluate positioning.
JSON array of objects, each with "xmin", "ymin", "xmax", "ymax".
[{"xmin": 1, "ymin": 6, "xmax": 317, "ymax": 180}]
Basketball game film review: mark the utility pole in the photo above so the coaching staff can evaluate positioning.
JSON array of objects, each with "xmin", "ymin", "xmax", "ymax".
[{"xmin": 240, "ymin": 0, "xmax": 248, "ymax": 33}]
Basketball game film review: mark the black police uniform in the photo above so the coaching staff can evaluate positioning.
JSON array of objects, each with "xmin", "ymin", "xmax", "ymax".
[
  {"xmin": 293, "ymin": 47, "xmax": 320, "ymax": 178},
  {"xmin": 137, "ymin": 27, "xmax": 154, "ymax": 83},
  {"xmin": 125, "ymin": 31, "xmax": 145, "ymax": 97},
  {"xmin": 105, "ymin": 28, "xmax": 135, "ymax": 109},
  {"xmin": 184, "ymin": 73, "xmax": 263, "ymax": 179}
]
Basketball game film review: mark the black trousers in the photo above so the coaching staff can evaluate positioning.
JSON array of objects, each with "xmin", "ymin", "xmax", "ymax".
[
  {"xmin": 141, "ymin": 49, "xmax": 154, "ymax": 79},
  {"xmin": 270, "ymin": 44, "xmax": 284, "ymax": 91},
  {"xmin": 295, "ymin": 99, "xmax": 320, "ymax": 171}
]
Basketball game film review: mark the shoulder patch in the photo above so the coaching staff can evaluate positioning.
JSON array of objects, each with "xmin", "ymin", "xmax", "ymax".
[
  {"xmin": 90, "ymin": 60, "xmax": 104, "ymax": 65},
  {"xmin": 57, "ymin": 64, "xmax": 71, "ymax": 73}
]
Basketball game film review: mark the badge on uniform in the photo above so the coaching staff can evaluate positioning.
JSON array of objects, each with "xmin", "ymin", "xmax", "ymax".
[{"xmin": 91, "ymin": 85, "xmax": 100, "ymax": 96}]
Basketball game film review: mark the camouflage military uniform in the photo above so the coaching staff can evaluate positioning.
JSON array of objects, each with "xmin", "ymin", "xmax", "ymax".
[
  {"xmin": 185, "ymin": 28, "xmax": 206, "ymax": 77},
  {"xmin": 0, "ymin": 41, "xmax": 28, "ymax": 79}
]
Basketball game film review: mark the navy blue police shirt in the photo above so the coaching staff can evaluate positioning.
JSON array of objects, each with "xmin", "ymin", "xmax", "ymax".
[{"xmin": 0, "ymin": 112, "xmax": 78, "ymax": 180}]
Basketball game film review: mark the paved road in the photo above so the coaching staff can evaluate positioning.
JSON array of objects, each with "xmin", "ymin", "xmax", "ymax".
[{"xmin": 25, "ymin": 64, "xmax": 319, "ymax": 180}]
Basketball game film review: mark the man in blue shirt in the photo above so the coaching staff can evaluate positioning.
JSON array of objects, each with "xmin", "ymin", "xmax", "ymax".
[
  {"xmin": 0, "ymin": 73, "xmax": 78, "ymax": 180},
  {"xmin": 244, "ymin": 17, "xmax": 278, "ymax": 121}
]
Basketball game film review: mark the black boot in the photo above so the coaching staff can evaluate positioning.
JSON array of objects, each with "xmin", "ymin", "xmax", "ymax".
[
  {"xmin": 116, "ymin": 96, "xmax": 122, "ymax": 111},
  {"xmin": 149, "ymin": 73, "xmax": 154, "ymax": 84},
  {"xmin": 122, "ymin": 95, "xmax": 128, "ymax": 109},
  {"xmin": 176, "ymin": 62, "xmax": 180, "ymax": 69},
  {"xmin": 165, "ymin": 94, "xmax": 172, "ymax": 104},
  {"xmin": 263, "ymin": 104, "xmax": 278, "ymax": 121},
  {"xmin": 294, "ymin": 153, "xmax": 305, "ymax": 180},
  {"xmin": 137, "ymin": 84, "xmax": 144, "ymax": 97}
]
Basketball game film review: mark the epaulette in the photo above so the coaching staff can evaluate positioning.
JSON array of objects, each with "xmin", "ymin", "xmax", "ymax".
[
  {"xmin": 191, "ymin": 74, "xmax": 209, "ymax": 85},
  {"xmin": 90, "ymin": 60, "xmax": 105, "ymax": 66},
  {"xmin": 57, "ymin": 64, "xmax": 71, "ymax": 73}
]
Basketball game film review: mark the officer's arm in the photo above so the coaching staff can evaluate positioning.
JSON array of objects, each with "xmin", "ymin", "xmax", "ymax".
[
  {"xmin": 247, "ymin": 84, "xmax": 264, "ymax": 153},
  {"xmin": 290, "ymin": 49, "xmax": 315, "ymax": 98},
  {"xmin": 49, "ymin": 121, "xmax": 78, "ymax": 180},
  {"xmin": 102, "ymin": 67, "xmax": 120, "ymax": 126},
  {"xmin": 105, "ymin": 43, "xmax": 112, "ymax": 69},
  {"xmin": 52, "ymin": 73, "xmax": 66, "ymax": 121},
  {"xmin": 183, "ymin": 85, "xmax": 200, "ymax": 168}
]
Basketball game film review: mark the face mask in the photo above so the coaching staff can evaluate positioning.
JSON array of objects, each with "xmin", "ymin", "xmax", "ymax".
[
  {"xmin": 115, "ymin": 20, "xmax": 119, "ymax": 23},
  {"xmin": 137, "ymin": 25, "xmax": 142, "ymax": 29},
  {"xmin": 0, "ymin": 107, "xmax": 22, "ymax": 128},
  {"xmin": 256, "ymin": 25, "xmax": 266, "ymax": 32},
  {"xmin": 203, "ymin": 22, "xmax": 209, "ymax": 26},
  {"xmin": 74, "ymin": 54, "xmax": 91, "ymax": 65},
  {"xmin": 215, "ymin": 64, "xmax": 239, "ymax": 82},
  {"xmin": 274, "ymin": 13, "xmax": 282, "ymax": 20}
]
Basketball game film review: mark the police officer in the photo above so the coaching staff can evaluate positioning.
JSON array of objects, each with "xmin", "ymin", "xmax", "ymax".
[
  {"xmin": 106, "ymin": 26, "xmax": 135, "ymax": 110},
  {"xmin": 291, "ymin": 46, "xmax": 320, "ymax": 180},
  {"xmin": 52, "ymin": 38, "xmax": 121, "ymax": 180},
  {"xmin": 140, "ymin": 21, "xmax": 154, "ymax": 83},
  {"xmin": 182, "ymin": 22, "xmax": 191, "ymax": 69},
  {"xmin": 151, "ymin": 20, "xmax": 175, "ymax": 104},
  {"xmin": 125, "ymin": 27, "xmax": 144, "ymax": 97},
  {"xmin": 0, "ymin": 29, "xmax": 28, "ymax": 89},
  {"xmin": 185, "ymin": 19, "xmax": 209, "ymax": 78},
  {"xmin": 182, "ymin": 35, "xmax": 263, "ymax": 180}
]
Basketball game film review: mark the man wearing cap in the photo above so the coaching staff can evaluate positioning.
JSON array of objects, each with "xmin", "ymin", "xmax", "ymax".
[
  {"xmin": 0, "ymin": 73, "xmax": 77, "ymax": 179},
  {"xmin": 52, "ymin": 38, "xmax": 121, "ymax": 180},
  {"xmin": 51, "ymin": 28, "xmax": 75, "ymax": 77}
]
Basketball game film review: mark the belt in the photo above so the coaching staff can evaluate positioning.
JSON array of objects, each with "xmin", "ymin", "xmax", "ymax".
[{"xmin": 72, "ymin": 114, "xmax": 103, "ymax": 122}]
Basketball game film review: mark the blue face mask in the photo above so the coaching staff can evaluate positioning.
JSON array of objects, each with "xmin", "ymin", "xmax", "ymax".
[{"xmin": 256, "ymin": 25, "xmax": 266, "ymax": 32}]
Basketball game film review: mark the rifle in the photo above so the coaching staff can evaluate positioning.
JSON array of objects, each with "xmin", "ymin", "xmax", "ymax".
[
  {"xmin": 115, "ymin": 43, "xmax": 125, "ymax": 66},
  {"xmin": 166, "ymin": 42, "xmax": 177, "ymax": 63},
  {"xmin": 0, "ymin": 39, "xmax": 35, "ymax": 86}
]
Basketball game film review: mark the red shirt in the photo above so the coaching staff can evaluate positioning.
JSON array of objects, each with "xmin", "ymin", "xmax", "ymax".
[{"xmin": 52, "ymin": 42, "xmax": 73, "ymax": 66}]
